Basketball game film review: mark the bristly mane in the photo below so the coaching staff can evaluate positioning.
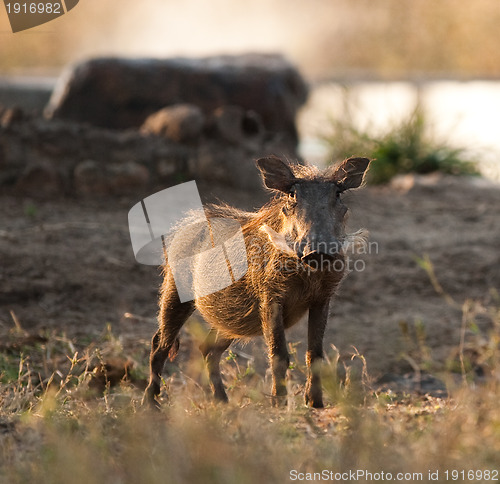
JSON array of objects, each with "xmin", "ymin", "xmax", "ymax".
[{"xmin": 204, "ymin": 161, "xmax": 338, "ymax": 234}]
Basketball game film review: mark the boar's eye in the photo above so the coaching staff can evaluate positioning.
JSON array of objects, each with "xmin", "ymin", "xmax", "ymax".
[
  {"xmin": 332, "ymin": 183, "xmax": 342, "ymax": 199},
  {"xmin": 288, "ymin": 186, "xmax": 297, "ymax": 200}
]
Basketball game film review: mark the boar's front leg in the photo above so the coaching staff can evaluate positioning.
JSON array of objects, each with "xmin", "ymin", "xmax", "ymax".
[
  {"xmin": 305, "ymin": 299, "xmax": 330, "ymax": 408},
  {"xmin": 261, "ymin": 299, "xmax": 289, "ymax": 406}
]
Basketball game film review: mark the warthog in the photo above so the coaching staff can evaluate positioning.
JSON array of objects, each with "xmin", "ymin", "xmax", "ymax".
[{"xmin": 143, "ymin": 155, "xmax": 371, "ymax": 408}]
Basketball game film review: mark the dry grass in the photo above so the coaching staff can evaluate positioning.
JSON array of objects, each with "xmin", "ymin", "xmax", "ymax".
[{"xmin": 1, "ymin": 273, "xmax": 499, "ymax": 483}]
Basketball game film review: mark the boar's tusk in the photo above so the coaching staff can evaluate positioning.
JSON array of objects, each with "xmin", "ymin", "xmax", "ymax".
[
  {"xmin": 260, "ymin": 225, "xmax": 296, "ymax": 256},
  {"xmin": 342, "ymin": 229, "xmax": 369, "ymax": 253}
]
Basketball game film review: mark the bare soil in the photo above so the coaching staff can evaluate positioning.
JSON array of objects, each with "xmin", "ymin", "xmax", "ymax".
[{"xmin": 1, "ymin": 174, "xmax": 499, "ymax": 390}]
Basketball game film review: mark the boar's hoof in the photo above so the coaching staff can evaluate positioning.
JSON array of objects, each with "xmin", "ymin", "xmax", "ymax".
[
  {"xmin": 213, "ymin": 388, "xmax": 229, "ymax": 403},
  {"xmin": 305, "ymin": 395, "xmax": 324, "ymax": 408},
  {"xmin": 305, "ymin": 385, "xmax": 324, "ymax": 408},
  {"xmin": 142, "ymin": 387, "xmax": 162, "ymax": 411},
  {"xmin": 271, "ymin": 394, "xmax": 288, "ymax": 407}
]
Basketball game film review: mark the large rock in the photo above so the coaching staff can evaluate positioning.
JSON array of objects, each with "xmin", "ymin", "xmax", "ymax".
[{"xmin": 44, "ymin": 54, "xmax": 308, "ymax": 146}]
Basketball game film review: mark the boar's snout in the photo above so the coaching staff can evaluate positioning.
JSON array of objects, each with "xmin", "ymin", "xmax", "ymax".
[{"xmin": 295, "ymin": 236, "xmax": 343, "ymax": 260}]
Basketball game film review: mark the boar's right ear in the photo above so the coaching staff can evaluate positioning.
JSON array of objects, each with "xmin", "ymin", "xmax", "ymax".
[{"xmin": 256, "ymin": 156, "xmax": 296, "ymax": 192}]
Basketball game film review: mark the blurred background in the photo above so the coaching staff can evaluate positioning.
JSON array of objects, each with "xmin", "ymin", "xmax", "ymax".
[
  {"xmin": 3, "ymin": 0, "xmax": 500, "ymax": 80},
  {"xmin": 2, "ymin": 0, "xmax": 500, "ymax": 178}
]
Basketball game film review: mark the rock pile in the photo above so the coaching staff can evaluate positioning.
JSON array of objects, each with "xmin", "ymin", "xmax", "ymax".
[{"xmin": 1, "ymin": 54, "xmax": 308, "ymax": 197}]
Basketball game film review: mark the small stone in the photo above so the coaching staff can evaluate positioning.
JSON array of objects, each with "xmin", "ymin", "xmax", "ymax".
[
  {"xmin": 108, "ymin": 161, "xmax": 149, "ymax": 195},
  {"xmin": 141, "ymin": 104, "xmax": 205, "ymax": 143},
  {"xmin": 16, "ymin": 161, "xmax": 63, "ymax": 197},
  {"xmin": 212, "ymin": 106, "xmax": 263, "ymax": 148},
  {"xmin": 74, "ymin": 160, "xmax": 107, "ymax": 195},
  {"xmin": 157, "ymin": 159, "xmax": 177, "ymax": 178},
  {"xmin": 1, "ymin": 107, "xmax": 24, "ymax": 128},
  {"xmin": 74, "ymin": 160, "xmax": 149, "ymax": 196}
]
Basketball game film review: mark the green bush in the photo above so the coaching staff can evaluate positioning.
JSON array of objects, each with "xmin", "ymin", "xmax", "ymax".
[{"xmin": 322, "ymin": 104, "xmax": 479, "ymax": 184}]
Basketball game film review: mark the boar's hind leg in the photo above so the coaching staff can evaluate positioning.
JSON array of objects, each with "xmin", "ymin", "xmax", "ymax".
[
  {"xmin": 143, "ymin": 278, "xmax": 195, "ymax": 408},
  {"xmin": 262, "ymin": 301, "xmax": 289, "ymax": 406},
  {"xmin": 305, "ymin": 299, "xmax": 329, "ymax": 408},
  {"xmin": 199, "ymin": 328, "xmax": 233, "ymax": 402}
]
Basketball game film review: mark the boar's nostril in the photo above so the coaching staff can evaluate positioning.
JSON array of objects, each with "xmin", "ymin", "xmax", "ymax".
[{"xmin": 307, "ymin": 239, "xmax": 342, "ymax": 256}]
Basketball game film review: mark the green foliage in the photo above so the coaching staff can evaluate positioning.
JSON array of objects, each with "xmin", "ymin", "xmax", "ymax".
[
  {"xmin": 23, "ymin": 202, "xmax": 37, "ymax": 218},
  {"xmin": 322, "ymin": 104, "xmax": 479, "ymax": 184},
  {"xmin": 0, "ymin": 353, "xmax": 21, "ymax": 384}
]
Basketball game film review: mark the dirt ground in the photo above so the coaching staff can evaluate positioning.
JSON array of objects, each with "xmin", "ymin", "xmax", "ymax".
[{"xmin": 1, "ymin": 173, "xmax": 500, "ymax": 390}]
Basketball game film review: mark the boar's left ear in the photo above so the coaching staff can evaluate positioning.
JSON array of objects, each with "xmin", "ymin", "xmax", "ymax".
[
  {"xmin": 329, "ymin": 157, "xmax": 371, "ymax": 191},
  {"xmin": 256, "ymin": 156, "xmax": 296, "ymax": 192}
]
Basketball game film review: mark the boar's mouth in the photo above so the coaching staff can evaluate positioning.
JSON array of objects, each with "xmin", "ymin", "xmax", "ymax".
[
  {"xmin": 299, "ymin": 252, "xmax": 341, "ymax": 270},
  {"xmin": 260, "ymin": 225, "xmax": 343, "ymax": 260},
  {"xmin": 298, "ymin": 248, "xmax": 344, "ymax": 269},
  {"xmin": 260, "ymin": 225, "xmax": 370, "ymax": 260},
  {"xmin": 299, "ymin": 229, "xmax": 370, "ymax": 259}
]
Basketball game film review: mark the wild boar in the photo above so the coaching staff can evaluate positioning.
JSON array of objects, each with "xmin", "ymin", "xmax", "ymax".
[{"xmin": 143, "ymin": 155, "xmax": 370, "ymax": 408}]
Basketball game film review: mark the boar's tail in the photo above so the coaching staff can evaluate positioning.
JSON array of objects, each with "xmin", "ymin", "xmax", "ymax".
[{"xmin": 168, "ymin": 337, "xmax": 180, "ymax": 361}]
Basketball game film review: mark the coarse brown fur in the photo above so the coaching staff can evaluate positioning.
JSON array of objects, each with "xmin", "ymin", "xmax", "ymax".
[
  {"xmin": 196, "ymin": 200, "xmax": 346, "ymax": 337},
  {"xmin": 143, "ymin": 156, "xmax": 371, "ymax": 408}
]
